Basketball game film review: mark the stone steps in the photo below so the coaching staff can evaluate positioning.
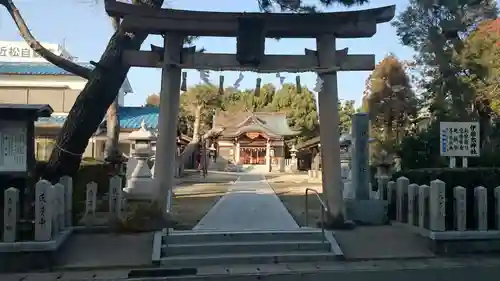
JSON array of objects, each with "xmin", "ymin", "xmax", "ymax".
[
  {"xmin": 165, "ymin": 229, "xmax": 324, "ymax": 243},
  {"xmin": 154, "ymin": 229, "xmax": 339, "ymax": 268},
  {"xmin": 159, "ymin": 251, "xmax": 337, "ymax": 267},
  {"xmin": 164, "ymin": 240, "xmax": 331, "ymax": 256}
]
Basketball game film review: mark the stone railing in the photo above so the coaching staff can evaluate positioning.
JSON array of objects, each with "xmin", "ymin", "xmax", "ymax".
[
  {"xmin": 2, "ymin": 175, "xmax": 124, "ymax": 244},
  {"xmin": 378, "ymin": 176, "xmax": 500, "ymax": 253}
]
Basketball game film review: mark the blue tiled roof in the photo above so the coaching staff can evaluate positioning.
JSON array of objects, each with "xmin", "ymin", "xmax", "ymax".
[
  {"xmin": 0, "ymin": 62, "xmax": 94, "ymax": 75},
  {"xmin": 35, "ymin": 106, "xmax": 159, "ymax": 129},
  {"xmin": 118, "ymin": 106, "xmax": 159, "ymax": 129}
]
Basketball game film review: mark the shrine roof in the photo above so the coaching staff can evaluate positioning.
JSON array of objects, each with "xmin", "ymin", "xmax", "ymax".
[
  {"xmin": 213, "ymin": 111, "xmax": 299, "ymax": 138},
  {"xmin": 0, "ymin": 104, "xmax": 53, "ymax": 120}
]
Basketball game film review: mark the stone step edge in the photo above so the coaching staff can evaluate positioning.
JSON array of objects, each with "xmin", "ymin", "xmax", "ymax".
[
  {"xmin": 163, "ymin": 240, "xmax": 331, "ymax": 249},
  {"xmin": 165, "ymin": 228, "xmax": 323, "ymax": 236},
  {"xmin": 160, "ymin": 251, "xmax": 338, "ymax": 261}
]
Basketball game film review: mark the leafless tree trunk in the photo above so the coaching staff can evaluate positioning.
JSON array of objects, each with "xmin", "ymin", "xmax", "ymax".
[{"xmin": 0, "ymin": 0, "xmax": 165, "ymax": 182}]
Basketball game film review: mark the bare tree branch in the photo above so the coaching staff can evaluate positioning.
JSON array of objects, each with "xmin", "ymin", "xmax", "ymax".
[{"xmin": 0, "ymin": 0, "xmax": 92, "ymax": 79}]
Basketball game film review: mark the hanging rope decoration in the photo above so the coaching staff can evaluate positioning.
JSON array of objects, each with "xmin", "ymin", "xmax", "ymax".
[
  {"xmin": 254, "ymin": 77, "xmax": 262, "ymax": 97},
  {"xmin": 233, "ymin": 72, "xmax": 244, "ymax": 89},
  {"xmin": 199, "ymin": 70, "xmax": 213, "ymax": 86},
  {"xmin": 218, "ymin": 75, "xmax": 224, "ymax": 95},
  {"xmin": 180, "ymin": 71, "xmax": 187, "ymax": 91},
  {"xmin": 314, "ymin": 75, "xmax": 324, "ymax": 92},
  {"xmin": 276, "ymin": 73, "xmax": 285, "ymax": 85},
  {"xmin": 296, "ymin": 75, "xmax": 302, "ymax": 94}
]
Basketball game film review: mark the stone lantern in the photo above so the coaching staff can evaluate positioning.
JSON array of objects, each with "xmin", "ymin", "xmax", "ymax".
[
  {"xmin": 290, "ymin": 144, "xmax": 298, "ymax": 160},
  {"xmin": 123, "ymin": 120, "xmax": 157, "ymax": 199}
]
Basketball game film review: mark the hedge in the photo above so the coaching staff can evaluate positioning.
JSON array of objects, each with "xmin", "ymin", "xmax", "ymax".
[{"xmin": 392, "ymin": 168, "xmax": 500, "ymax": 230}]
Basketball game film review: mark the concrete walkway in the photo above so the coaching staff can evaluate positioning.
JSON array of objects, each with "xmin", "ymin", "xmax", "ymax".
[{"xmin": 194, "ymin": 174, "xmax": 299, "ymax": 231}]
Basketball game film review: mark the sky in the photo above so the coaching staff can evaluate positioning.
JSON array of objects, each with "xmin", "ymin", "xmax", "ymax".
[{"xmin": 0, "ymin": 0, "xmax": 416, "ymax": 107}]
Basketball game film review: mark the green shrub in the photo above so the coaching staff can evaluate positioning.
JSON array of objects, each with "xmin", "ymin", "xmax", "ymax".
[
  {"xmin": 393, "ymin": 168, "xmax": 500, "ymax": 230},
  {"xmin": 35, "ymin": 161, "xmax": 123, "ymax": 223}
]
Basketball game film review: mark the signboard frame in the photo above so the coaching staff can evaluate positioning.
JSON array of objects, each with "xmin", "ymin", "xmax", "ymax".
[
  {"xmin": 0, "ymin": 120, "xmax": 28, "ymax": 173},
  {"xmin": 440, "ymin": 121, "xmax": 480, "ymax": 157}
]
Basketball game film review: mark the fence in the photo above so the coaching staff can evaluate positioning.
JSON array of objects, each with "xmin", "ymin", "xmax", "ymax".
[
  {"xmin": 378, "ymin": 176, "xmax": 500, "ymax": 233},
  {"xmin": 2, "ymin": 175, "xmax": 124, "ymax": 243}
]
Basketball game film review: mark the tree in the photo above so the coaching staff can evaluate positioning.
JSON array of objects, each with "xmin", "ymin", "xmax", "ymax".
[
  {"xmin": 363, "ymin": 54, "xmax": 417, "ymax": 144},
  {"xmin": 104, "ymin": 16, "xmax": 122, "ymax": 164},
  {"xmin": 392, "ymin": 0, "xmax": 497, "ymax": 121},
  {"xmin": 178, "ymin": 84, "xmax": 223, "ymax": 164},
  {"xmin": 339, "ymin": 100, "xmax": 355, "ymax": 135},
  {"xmin": 459, "ymin": 18, "xmax": 500, "ymax": 144},
  {"xmin": 145, "ymin": 94, "xmax": 160, "ymax": 107},
  {"xmin": 0, "ymin": 0, "xmax": 371, "ymax": 181},
  {"xmin": 268, "ymin": 83, "xmax": 319, "ymax": 142}
]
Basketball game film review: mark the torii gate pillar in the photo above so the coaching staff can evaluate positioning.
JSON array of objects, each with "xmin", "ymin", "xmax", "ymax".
[
  {"xmin": 316, "ymin": 34, "xmax": 346, "ymax": 228},
  {"xmin": 153, "ymin": 33, "xmax": 183, "ymax": 213}
]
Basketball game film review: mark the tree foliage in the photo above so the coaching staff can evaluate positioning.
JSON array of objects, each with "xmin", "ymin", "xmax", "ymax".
[
  {"xmin": 363, "ymin": 54, "xmax": 418, "ymax": 143},
  {"xmin": 339, "ymin": 100, "xmax": 355, "ymax": 135},
  {"xmin": 392, "ymin": 0, "xmax": 497, "ymax": 120}
]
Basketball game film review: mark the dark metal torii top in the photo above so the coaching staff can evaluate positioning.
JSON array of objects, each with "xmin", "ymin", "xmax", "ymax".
[{"xmin": 104, "ymin": 0, "xmax": 395, "ymax": 38}]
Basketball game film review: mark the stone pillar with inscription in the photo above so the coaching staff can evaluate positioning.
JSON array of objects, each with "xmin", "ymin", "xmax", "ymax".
[
  {"xmin": 345, "ymin": 112, "xmax": 388, "ymax": 225},
  {"xmin": 3, "ymin": 187, "xmax": 19, "ymax": 242},
  {"xmin": 454, "ymin": 186, "xmax": 467, "ymax": 231},
  {"xmin": 35, "ymin": 180, "xmax": 53, "ymax": 241},
  {"xmin": 351, "ymin": 113, "xmax": 370, "ymax": 200},
  {"xmin": 475, "ymin": 186, "xmax": 488, "ymax": 231},
  {"xmin": 429, "ymin": 180, "xmax": 446, "ymax": 231}
]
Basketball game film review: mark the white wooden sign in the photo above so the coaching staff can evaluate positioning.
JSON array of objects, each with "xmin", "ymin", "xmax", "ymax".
[
  {"xmin": 0, "ymin": 121, "xmax": 27, "ymax": 172},
  {"xmin": 440, "ymin": 122, "xmax": 480, "ymax": 157}
]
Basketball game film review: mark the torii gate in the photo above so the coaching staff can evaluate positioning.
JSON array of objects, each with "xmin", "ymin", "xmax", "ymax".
[{"xmin": 104, "ymin": 0, "xmax": 395, "ymax": 227}]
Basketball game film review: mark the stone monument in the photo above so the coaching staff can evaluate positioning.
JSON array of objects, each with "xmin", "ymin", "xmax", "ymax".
[
  {"xmin": 344, "ymin": 113, "xmax": 388, "ymax": 225},
  {"xmin": 123, "ymin": 121, "xmax": 156, "ymax": 199}
]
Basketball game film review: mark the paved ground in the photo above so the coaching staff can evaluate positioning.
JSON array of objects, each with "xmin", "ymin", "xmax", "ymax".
[
  {"xmin": 334, "ymin": 224, "xmax": 436, "ymax": 260},
  {"xmin": 55, "ymin": 233, "xmax": 153, "ymax": 270},
  {"xmin": 194, "ymin": 174, "xmax": 299, "ymax": 231}
]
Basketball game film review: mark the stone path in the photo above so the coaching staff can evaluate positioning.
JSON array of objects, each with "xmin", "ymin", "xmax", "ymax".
[{"xmin": 194, "ymin": 174, "xmax": 299, "ymax": 231}]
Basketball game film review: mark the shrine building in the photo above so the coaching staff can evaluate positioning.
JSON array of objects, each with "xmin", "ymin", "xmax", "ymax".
[{"xmin": 212, "ymin": 111, "xmax": 299, "ymax": 166}]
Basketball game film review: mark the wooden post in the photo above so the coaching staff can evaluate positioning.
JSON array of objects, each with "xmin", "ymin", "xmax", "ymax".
[
  {"xmin": 153, "ymin": 32, "xmax": 183, "ymax": 214},
  {"xmin": 316, "ymin": 34, "xmax": 344, "ymax": 226}
]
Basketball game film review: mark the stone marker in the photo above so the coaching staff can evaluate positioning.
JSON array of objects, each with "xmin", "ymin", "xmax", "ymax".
[
  {"xmin": 109, "ymin": 175, "xmax": 123, "ymax": 219},
  {"xmin": 495, "ymin": 186, "xmax": 500, "ymax": 229},
  {"xmin": 396, "ymin": 177, "xmax": 409, "ymax": 222},
  {"xmin": 454, "ymin": 186, "xmax": 467, "ymax": 231},
  {"xmin": 474, "ymin": 186, "xmax": 488, "ymax": 231},
  {"xmin": 351, "ymin": 113, "xmax": 370, "ymax": 200},
  {"xmin": 387, "ymin": 181, "xmax": 396, "ymax": 205},
  {"xmin": 54, "ymin": 183, "xmax": 65, "ymax": 232},
  {"xmin": 60, "ymin": 175, "xmax": 73, "ymax": 227},
  {"xmin": 85, "ymin": 182, "xmax": 98, "ymax": 218},
  {"xmin": 407, "ymin": 183, "xmax": 419, "ymax": 226},
  {"xmin": 3, "ymin": 187, "xmax": 19, "ymax": 242},
  {"xmin": 35, "ymin": 180, "xmax": 53, "ymax": 241},
  {"xmin": 418, "ymin": 184, "xmax": 430, "ymax": 229},
  {"xmin": 429, "ymin": 179, "xmax": 446, "ymax": 231},
  {"xmin": 48, "ymin": 184, "xmax": 59, "ymax": 235},
  {"xmin": 377, "ymin": 176, "xmax": 389, "ymax": 201}
]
